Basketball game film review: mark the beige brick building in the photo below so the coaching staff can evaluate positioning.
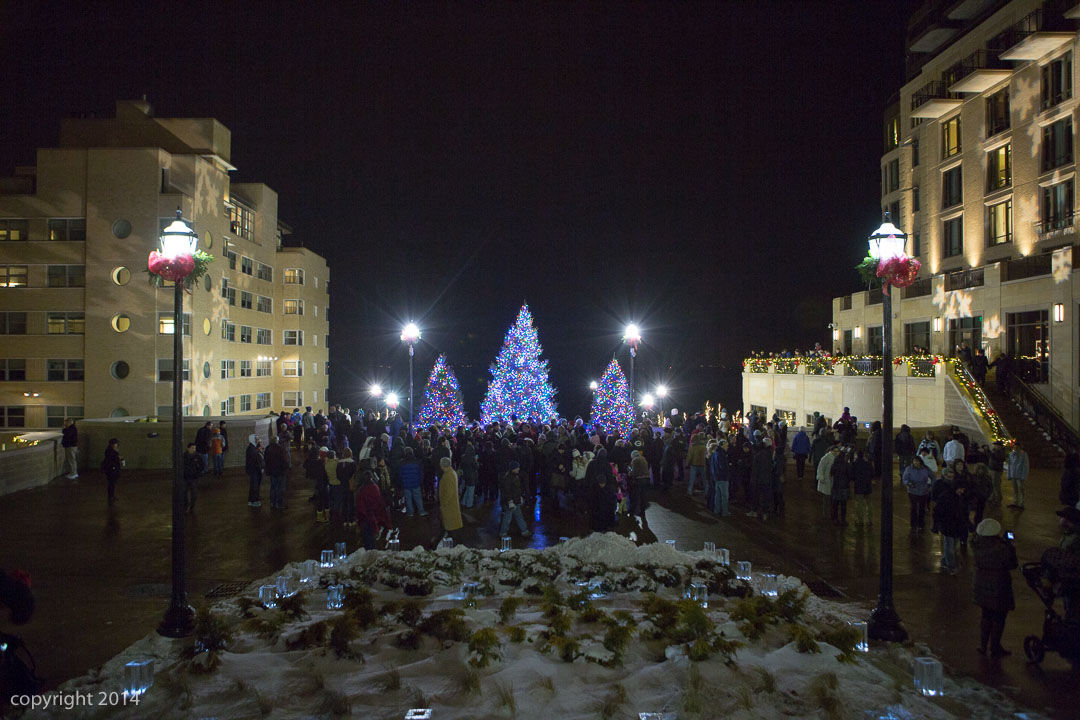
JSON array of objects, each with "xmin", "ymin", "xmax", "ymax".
[
  {"xmin": 0, "ymin": 100, "xmax": 329, "ymax": 430},
  {"xmin": 831, "ymin": 0, "xmax": 1079, "ymax": 428}
]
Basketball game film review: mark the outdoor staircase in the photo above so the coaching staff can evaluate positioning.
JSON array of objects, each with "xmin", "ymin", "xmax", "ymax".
[{"xmin": 981, "ymin": 383, "xmax": 1065, "ymax": 470}]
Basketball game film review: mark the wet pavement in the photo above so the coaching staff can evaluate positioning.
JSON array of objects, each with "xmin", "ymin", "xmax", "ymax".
[{"xmin": 0, "ymin": 458, "xmax": 1076, "ymax": 718}]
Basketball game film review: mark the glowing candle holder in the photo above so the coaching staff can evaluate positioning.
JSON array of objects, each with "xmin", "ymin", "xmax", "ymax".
[
  {"xmin": 388, "ymin": 538, "xmax": 401, "ymax": 551},
  {"xmin": 320, "ymin": 550, "xmax": 335, "ymax": 568},
  {"xmin": 300, "ymin": 560, "xmax": 316, "ymax": 584},
  {"xmin": 914, "ymin": 657, "xmax": 943, "ymax": 696},
  {"xmin": 718, "ymin": 548, "xmax": 730, "ymax": 566},
  {"xmin": 688, "ymin": 582, "xmax": 708, "ymax": 608},
  {"xmin": 703, "ymin": 541, "xmax": 716, "ymax": 555},
  {"xmin": 275, "ymin": 575, "xmax": 289, "ymax": 598},
  {"xmin": 665, "ymin": 539, "xmax": 677, "ymax": 550},
  {"xmin": 335, "ymin": 542, "xmax": 347, "ymax": 561},
  {"xmin": 123, "ymin": 659, "xmax": 153, "ymax": 698},
  {"xmin": 405, "ymin": 710, "xmax": 433, "ymax": 719},
  {"xmin": 559, "ymin": 536, "xmax": 570, "ymax": 543},
  {"xmin": 258, "ymin": 585, "xmax": 278, "ymax": 609},
  {"xmin": 500, "ymin": 536, "xmax": 511, "ymax": 552},
  {"xmin": 439, "ymin": 537, "xmax": 454, "ymax": 549},
  {"xmin": 761, "ymin": 573, "xmax": 779, "ymax": 598},
  {"xmin": 852, "ymin": 621, "xmax": 869, "ymax": 652},
  {"xmin": 638, "ymin": 714, "xmax": 676, "ymax": 720},
  {"xmin": 736, "ymin": 561, "xmax": 752, "ymax": 581},
  {"xmin": 327, "ymin": 584, "xmax": 344, "ymax": 610}
]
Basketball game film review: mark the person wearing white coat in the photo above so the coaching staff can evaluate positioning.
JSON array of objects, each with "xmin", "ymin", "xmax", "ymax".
[{"xmin": 817, "ymin": 444, "xmax": 839, "ymax": 519}]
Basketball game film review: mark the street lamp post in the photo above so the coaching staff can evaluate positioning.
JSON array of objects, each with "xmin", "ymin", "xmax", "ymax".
[
  {"xmin": 400, "ymin": 323, "xmax": 421, "ymax": 429},
  {"xmin": 623, "ymin": 323, "xmax": 641, "ymax": 404},
  {"xmin": 866, "ymin": 215, "xmax": 908, "ymax": 643},
  {"xmin": 155, "ymin": 210, "xmax": 198, "ymax": 638}
]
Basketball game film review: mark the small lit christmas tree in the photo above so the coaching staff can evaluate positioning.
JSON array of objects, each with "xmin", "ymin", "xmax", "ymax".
[
  {"xmin": 481, "ymin": 304, "xmax": 558, "ymax": 424},
  {"xmin": 416, "ymin": 354, "xmax": 469, "ymax": 428},
  {"xmin": 590, "ymin": 357, "xmax": 634, "ymax": 438}
]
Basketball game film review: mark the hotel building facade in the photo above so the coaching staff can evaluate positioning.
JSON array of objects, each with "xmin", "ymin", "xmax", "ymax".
[{"xmin": 0, "ymin": 100, "xmax": 329, "ymax": 430}]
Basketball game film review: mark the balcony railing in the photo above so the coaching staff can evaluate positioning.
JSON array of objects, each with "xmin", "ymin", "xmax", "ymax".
[
  {"xmin": 944, "ymin": 49, "xmax": 1009, "ymax": 86},
  {"xmin": 903, "ymin": 277, "xmax": 932, "ymax": 299},
  {"xmin": 1012, "ymin": 377, "xmax": 1080, "ymax": 456},
  {"xmin": 1001, "ymin": 252, "xmax": 1053, "ymax": 281},
  {"xmin": 910, "ymin": 81, "xmax": 961, "ymax": 112},
  {"xmin": 944, "ymin": 267, "xmax": 985, "ymax": 291},
  {"xmin": 773, "ymin": 358, "xmax": 799, "ymax": 374},
  {"xmin": 1035, "ymin": 211, "xmax": 1077, "ymax": 236},
  {"xmin": 848, "ymin": 358, "xmax": 884, "ymax": 375}
]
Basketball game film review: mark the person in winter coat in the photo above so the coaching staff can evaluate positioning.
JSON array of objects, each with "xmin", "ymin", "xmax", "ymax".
[
  {"xmin": 586, "ymin": 448, "xmax": 617, "ymax": 531},
  {"xmin": 498, "ymin": 462, "xmax": 531, "ymax": 538},
  {"xmin": 1059, "ymin": 452, "xmax": 1080, "ymax": 508},
  {"xmin": 630, "ymin": 449, "xmax": 652, "ymax": 521},
  {"xmin": 895, "ymin": 424, "xmax": 916, "ymax": 475},
  {"xmin": 810, "ymin": 431, "xmax": 831, "ymax": 476},
  {"xmin": 183, "ymin": 443, "xmax": 204, "ymax": 511},
  {"xmin": 209, "ymin": 428, "xmax": 225, "ymax": 477},
  {"xmin": 438, "ymin": 456, "xmax": 463, "ymax": 540},
  {"xmin": 245, "ymin": 435, "xmax": 265, "ymax": 507},
  {"xmin": 987, "ymin": 440, "xmax": 1007, "ymax": 506},
  {"xmin": 659, "ymin": 435, "xmax": 677, "ymax": 493},
  {"xmin": 750, "ymin": 444, "xmax": 774, "ymax": 519},
  {"xmin": 686, "ymin": 433, "xmax": 708, "ymax": 495},
  {"xmin": 902, "ymin": 455, "xmax": 933, "ymax": 531},
  {"xmin": 1006, "ymin": 442, "xmax": 1029, "ymax": 510},
  {"xmin": 933, "ymin": 475, "xmax": 971, "ymax": 573},
  {"xmin": 851, "ymin": 449, "xmax": 874, "ymax": 526},
  {"xmin": 355, "ymin": 459, "xmax": 390, "ymax": 549},
  {"xmin": 816, "ymin": 444, "xmax": 839, "ymax": 519},
  {"xmin": 918, "ymin": 431, "xmax": 941, "ymax": 465},
  {"xmin": 867, "ymin": 421, "xmax": 883, "ymax": 478},
  {"xmin": 971, "ymin": 518, "xmax": 1017, "ymax": 657},
  {"xmin": 334, "ymin": 449, "xmax": 358, "ymax": 526},
  {"xmin": 733, "ymin": 441, "xmax": 754, "ymax": 507},
  {"xmin": 709, "ymin": 440, "xmax": 730, "ymax": 516},
  {"xmin": 100, "ymin": 438, "xmax": 123, "ymax": 503},
  {"xmin": 265, "ymin": 434, "xmax": 292, "ymax": 510},
  {"xmin": 830, "ymin": 448, "xmax": 852, "ymax": 525},
  {"xmin": 791, "ymin": 428, "xmax": 811, "ymax": 481},
  {"xmin": 459, "ymin": 440, "xmax": 479, "ymax": 509},
  {"xmin": 398, "ymin": 447, "xmax": 426, "ymax": 517}
]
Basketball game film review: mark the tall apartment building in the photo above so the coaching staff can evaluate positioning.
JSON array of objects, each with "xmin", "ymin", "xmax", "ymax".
[
  {"xmin": 0, "ymin": 100, "xmax": 330, "ymax": 430},
  {"xmin": 833, "ymin": 0, "xmax": 1079, "ymax": 427}
]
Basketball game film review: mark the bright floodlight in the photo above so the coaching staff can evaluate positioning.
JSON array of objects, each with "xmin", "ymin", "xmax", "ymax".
[
  {"xmin": 656, "ymin": 385, "xmax": 668, "ymax": 398},
  {"xmin": 868, "ymin": 218, "xmax": 907, "ymax": 260},
  {"xmin": 386, "ymin": 392, "xmax": 399, "ymax": 408},
  {"xmin": 159, "ymin": 212, "xmax": 197, "ymax": 259},
  {"xmin": 400, "ymin": 323, "xmax": 421, "ymax": 343},
  {"xmin": 641, "ymin": 392, "xmax": 655, "ymax": 408},
  {"xmin": 623, "ymin": 323, "xmax": 642, "ymax": 344},
  {"xmin": 369, "ymin": 383, "xmax": 382, "ymax": 397},
  {"xmin": 589, "ymin": 381, "xmax": 598, "ymax": 391}
]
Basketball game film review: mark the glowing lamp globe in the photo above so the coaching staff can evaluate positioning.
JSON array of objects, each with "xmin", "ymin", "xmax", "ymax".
[
  {"xmin": 623, "ymin": 323, "xmax": 642, "ymax": 345},
  {"xmin": 386, "ymin": 392, "xmax": 399, "ymax": 408},
  {"xmin": 369, "ymin": 383, "xmax": 382, "ymax": 398},
  {"xmin": 400, "ymin": 323, "xmax": 421, "ymax": 344},
  {"xmin": 868, "ymin": 219, "xmax": 908, "ymax": 261},
  {"xmin": 641, "ymin": 393, "xmax": 655, "ymax": 408},
  {"xmin": 589, "ymin": 381, "xmax": 598, "ymax": 391},
  {"xmin": 159, "ymin": 213, "xmax": 198, "ymax": 260},
  {"xmin": 656, "ymin": 385, "xmax": 668, "ymax": 398}
]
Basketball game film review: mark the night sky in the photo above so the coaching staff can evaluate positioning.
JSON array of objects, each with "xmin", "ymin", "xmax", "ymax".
[{"xmin": 0, "ymin": 1, "xmax": 911, "ymax": 418}]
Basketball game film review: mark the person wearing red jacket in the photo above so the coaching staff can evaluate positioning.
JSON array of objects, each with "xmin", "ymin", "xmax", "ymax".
[{"xmin": 355, "ymin": 458, "xmax": 390, "ymax": 549}]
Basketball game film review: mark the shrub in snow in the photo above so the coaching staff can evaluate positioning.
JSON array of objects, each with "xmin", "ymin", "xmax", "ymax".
[{"xmin": 467, "ymin": 627, "xmax": 501, "ymax": 668}]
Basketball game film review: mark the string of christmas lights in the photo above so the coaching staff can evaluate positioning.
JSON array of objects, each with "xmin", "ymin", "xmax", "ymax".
[
  {"xmin": 590, "ymin": 357, "xmax": 634, "ymax": 438},
  {"xmin": 480, "ymin": 304, "xmax": 558, "ymax": 424},
  {"xmin": 416, "ymin": 354, "xmax": 469, "ymax": 428}
]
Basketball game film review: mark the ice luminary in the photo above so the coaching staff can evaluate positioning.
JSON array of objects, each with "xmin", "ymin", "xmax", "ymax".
[
  {"xmin": 258, "ymin": 585, "xmax": 278, "ymax": 608},
  {"xmin": 914, "ymin": 657, "xmax": 943, "ymax": 696},
  {"xmin": 761, "ymin": 573, "xmax": 779, "ymax": 598},
  {"xmin": 327, "ymin": 584, "xmax": 344, "ymax": 610},
  {"xmin": 335, "ymin": 542, "xmax": 347, "ymax": 560},
  {"xmin": 736, "ymin": 561, "xmax": 752, "ymax": 581},
  {"xmin": 852, "ymin": 621, "xmax": 869, "ymax": 652},
  {"xmin": 718, "ymin": 548, "xmax": 730, "ymax": 566},
  {"xmin": 320, "ymin": 549, "xmax": 335, "ymax": 568},
  {"xmin": 123, "ymin": 659, "xmax": 153, "ymax": 697}
]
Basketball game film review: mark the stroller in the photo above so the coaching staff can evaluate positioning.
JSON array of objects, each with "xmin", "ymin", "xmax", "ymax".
[{"xmin": 1021, "ymin": 550, "xmax": 1080, "ymax": 668}]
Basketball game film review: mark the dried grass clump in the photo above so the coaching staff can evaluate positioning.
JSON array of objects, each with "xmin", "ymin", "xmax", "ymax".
[
  {"xmin": 495, "ymin": 681, "xmax": 517, "ymax": 716},
  {"xmin": 595, "ymin": 683, "xmax": 628, "ymax": 720},
  {"xmin": 808, "ymin": 671, "xmax": 845, "ymax": 720}
]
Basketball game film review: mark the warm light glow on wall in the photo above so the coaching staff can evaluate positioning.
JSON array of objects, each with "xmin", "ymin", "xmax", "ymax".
[
  {"xmin": 933, "ymin": 317, "xmax": 942, "ymax": 332},
  {"xmin": 832, "ymin": 329, "xmax": 840, "ymax": 341},
  {"xmin": 1054, "ymin": 303, "xmax": 1065, "ymax": 322},
  {"xmin": 853, "ymin": 326, "xmax": 861, "ymax": 339}
]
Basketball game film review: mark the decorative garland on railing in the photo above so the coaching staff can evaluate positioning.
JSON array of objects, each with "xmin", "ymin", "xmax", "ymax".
[
  {"xmin": 742, "ymin": 354, "xmax": 944, "ymax": 377},
  {"xmin": 947, "ymin": 359, "xmax": 1013, "ymax": 446}
]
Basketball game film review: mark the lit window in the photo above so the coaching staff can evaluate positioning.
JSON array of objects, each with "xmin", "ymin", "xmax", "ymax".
[
  {"xmin": 284, "ymin": 299, "xmax": 304, "ymax": 315},
  {"xmin": 986, "ymin": 145, "xmax": 1011, "ymax": 191},
  {"xmin": 0, "ymin": 219, "xmax": 29, "ymax": 241},
  {"xmin": 985, "ymin": 87, "xmax": 1010, "ymax": 137},
  {"xmin": 0, "ymin": 265, "xmax": 28, "ymax": 287},
  {"xmin": 942, "ymin": 116, "xmax": 961, "ymax": 158},
  {"xmin": 284, "ymin": 268, "xmax": 304, "ymax": 284},
  {"xmin": 158, "ymin": 312, "xmax": 192, "ymax": 335},
  {"xmin": 283, "ymin": 360, "xmax": 303, "ymax": 377},
  {"xmin": 283, "ymin": 391, "xmax": 302, "ymax": 407},
  {"xmin": 47, "ymin": 312, "xmax": 84, "ymax": 334},
  {"xmin": 988, "ymin": 200, "xmax": 1012, "ymax": 246},
  {"xmin": 47, "ymin": 219, "xmax": 86, "ymax": 242}
]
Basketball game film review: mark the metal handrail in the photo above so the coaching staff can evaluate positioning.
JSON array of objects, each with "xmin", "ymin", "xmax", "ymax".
[
  {"xmin": 949, "ymin": 359, "xmax": 1012, "ymax": 445},
  {"xmin": 1010, "ymin": 377, "xmax": 1080, "ymax": 455}
]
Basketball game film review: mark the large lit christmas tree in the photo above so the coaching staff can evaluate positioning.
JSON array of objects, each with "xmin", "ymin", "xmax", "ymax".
[
  {"xmin": 590, "ymin": 357, "xmax": 634, "ymax": 438},
  {"xmin": 416, "ymin": 354, "xmax": 469, "ymax": 428},
  {"xmin": 480, "ymin": 304, "xmax": 558, "ymax": 424}
]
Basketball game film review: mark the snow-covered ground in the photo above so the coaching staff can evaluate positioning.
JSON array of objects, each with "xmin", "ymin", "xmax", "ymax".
[{"xmin": 21, "ymin": 534, "xmax": 1045, "ymax": 719}]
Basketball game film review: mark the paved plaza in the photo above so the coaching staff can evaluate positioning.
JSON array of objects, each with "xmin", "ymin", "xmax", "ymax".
[{"xmin": 0, "ymin": 457, "xmax": 1075, "ymax": 718}]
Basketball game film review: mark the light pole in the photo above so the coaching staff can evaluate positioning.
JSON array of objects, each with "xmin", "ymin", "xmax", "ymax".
[
  {"xmin": 623, "ymin": 323, "xmax": 641, "ymax": 404},
  {"xmin": 154, "ymin": 210, "xmax": 198, "ymax": 638},
  {"xmin": 656, "ymin": 384, "xmax": 668, "ymax": 421},
  {"xmin": 369, "ymin": 383, "xmax": 383, "ymax": 416},
  {"xmin": 400, "ymin": 323, "xmax": 421, "ymax": 429},
  {"xmin": 640, "ymin": 392, "xmax": 655, "ymax": 421},
  {"xmin": 866, "ymin": 215, "xmax": 908, "ymax": 643}
]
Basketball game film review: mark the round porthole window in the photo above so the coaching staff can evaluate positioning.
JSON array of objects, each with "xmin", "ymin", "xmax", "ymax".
[
  {"xmin": 110, "ymin": 407, "xmax": 129, "ymax": 418},
  {"xmin": 111, "ymin": 314, "xmax": 131, "ymax": 332},
  {"xmin": 202, "ymin": 230, "xmax": 213, "ymax": 250},
  {"xmin": 203, "ymin": 361, "xmax": 211, "ymax": 379},
  {"xmin": 111, "ymin": 267, "xmax": 131, "ymax": 285},
  {"xmin": 203, "ymin": 274, "xmax": 211, "ymax": 292},
  {"xmin": 202, "ymin": 405, "xmax": 211, "ymax": 418},
  {"xmin": 110, "ymin": 361, "xmax": 130, "ymax": 379},
  {"xmin": 112, "ymin": 219, "xmax": 132, "ymax": 239},
  {"xmin": 202, "ymin": 318, "xmax": 211, "ymax": 335}
]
